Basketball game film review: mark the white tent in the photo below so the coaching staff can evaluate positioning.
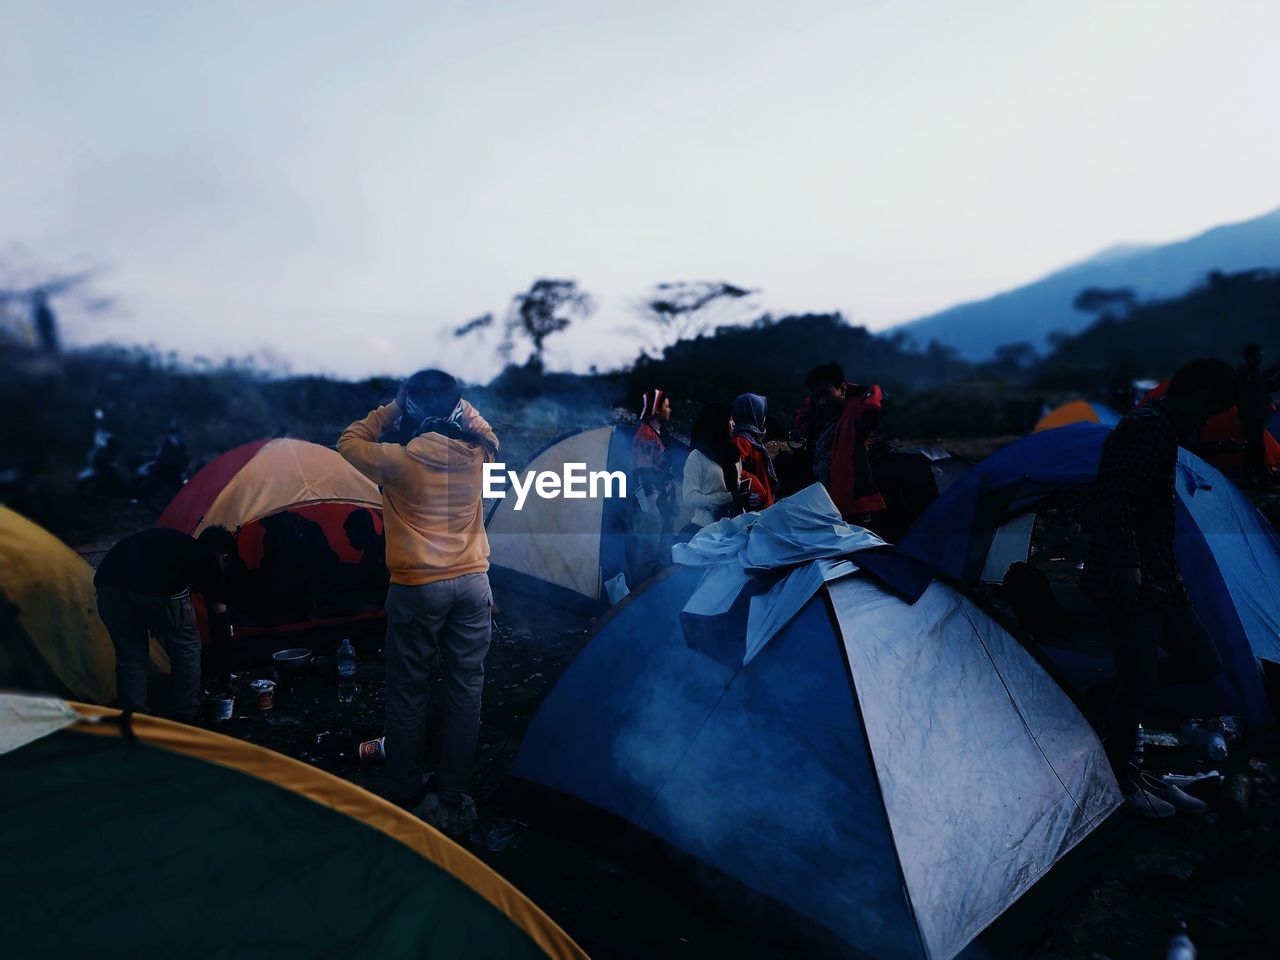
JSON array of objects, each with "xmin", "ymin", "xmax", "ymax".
[{"xmin": 486, "ymin": 425, "xmax": 689, "ymax": 606}]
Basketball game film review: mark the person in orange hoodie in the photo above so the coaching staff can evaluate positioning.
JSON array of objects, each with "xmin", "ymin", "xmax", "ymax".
[{"xmin": 338, "ymin": 369, "xmax": 498, "ymax": 835}]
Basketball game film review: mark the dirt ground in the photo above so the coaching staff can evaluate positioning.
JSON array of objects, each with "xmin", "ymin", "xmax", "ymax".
[
  {"xmin": 72, "ymin": 487, "xmax": 1280, "ymax": 959},
  {"xmin": 135, "ymin": 582, "xmax": 1278, "ymax": 960}
]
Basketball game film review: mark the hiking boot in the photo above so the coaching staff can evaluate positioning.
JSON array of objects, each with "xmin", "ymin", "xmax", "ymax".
[
  {"xmin": 1139, "ymin": 772, "xmax": 1208, "ymax": 815},
  {"xmin": 1123, "ymin": 782, "xmax": 1176, "ymax": 819},
  {"xmin": 413, "ymin": 792, "xmax": 479, "ymax": 839}
]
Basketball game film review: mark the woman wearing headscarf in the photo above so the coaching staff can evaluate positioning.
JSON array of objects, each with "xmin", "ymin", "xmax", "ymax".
[{"xmin": 731, "ymin": 393, "xmax": 779, "ymax": 509}]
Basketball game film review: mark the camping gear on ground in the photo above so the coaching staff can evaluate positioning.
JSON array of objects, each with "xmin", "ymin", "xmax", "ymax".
[
  {"xmin": 0, "ymin": 506, "xmax": 168, "ymax": 704},
  {"xmin": 249, "ymin": 678, "xmax": 275, "ymax": 711},
  {"xmin": 157, "ymin": 437, "xmax": 386, "ymax": 635},
  {"xmin": 272, "ymin": 647, "xmax": 311, "ymax": 672},
  {"xmin": 211, "ymin": 693, "xmax": 234, "ymax": 721},
  {"xmin": 1034, "ymin": 399, "xmax": 1122, "ymax": 433},
  {"xmin": 1179, "ymin": 718, "xmax": 1239, "ymax": 759},
  {"xmin": 337, "ymin": 638, "xmax": 357, "ymax": 677},
  {"xmin": 485, "ymin": 425, "xmax": 689, "ymax": 610},
  {"xmin": 514, "ymin": 487, "xmax": 1120, "ymax": 960},
  {"xmin": 0, "ymin": 694, "xmax": 585, "ymax": 959},
  {"xmin": 871, "ymin": 423, "xmax": 1280, "ymax": 729}
]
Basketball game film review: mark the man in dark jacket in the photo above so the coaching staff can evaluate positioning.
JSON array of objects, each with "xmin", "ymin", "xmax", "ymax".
[
  {"xmin": 792, "ymin": 363, "xmax": 886, "ymax": 522},
  {"xmin": 1082, "ymin": 359, "xmax": 1237, "ymax": 817},
  {"xmin": 94, "ymin": 526, "xmax": 239, "ymax": 720},
  {"xmin": 1236, "ymin": 343, "xmax": 1280, "ymax": 488}
]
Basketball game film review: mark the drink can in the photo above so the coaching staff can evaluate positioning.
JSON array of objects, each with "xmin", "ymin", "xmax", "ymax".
[
  {"xmin": 249, "ymin": 679, "xmax": 276, "ymax": 711},
  {"xmin": 211, "ymin": 695, "xmax": 234, "ymax": 721}
]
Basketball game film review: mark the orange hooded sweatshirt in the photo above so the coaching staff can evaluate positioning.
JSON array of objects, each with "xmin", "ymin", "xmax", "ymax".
[{"xmin": 338, "ymin": 400, "xmax": 499, "ymax": 586}]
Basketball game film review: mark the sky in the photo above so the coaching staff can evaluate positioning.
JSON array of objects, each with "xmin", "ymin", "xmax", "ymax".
[{"xmin": 2, "ymin": 0, "xmax": 1278, "ymax": 381}]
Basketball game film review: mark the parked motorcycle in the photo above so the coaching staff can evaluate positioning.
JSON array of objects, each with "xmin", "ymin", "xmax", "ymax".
[{"xmin": 77, "ymin": 426, "xmax": 188, "ymax": 514}]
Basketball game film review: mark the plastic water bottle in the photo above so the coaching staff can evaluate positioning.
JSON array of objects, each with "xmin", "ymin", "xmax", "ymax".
[
  {"xmin": 337, "ymin": 639, "xmax": 357, "ymax": 679},
  {"xmin": 1130, "ymin": 723, "xmax": 1145, "ymax": 769},
  {"xmin": 1166, "ymin": 921, "xmax": 1195, "ymax": 960}
]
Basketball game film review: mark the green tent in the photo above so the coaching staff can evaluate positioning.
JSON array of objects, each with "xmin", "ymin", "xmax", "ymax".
[{"xmin": 0, "ymin": 695, "xmax": 585, "ymax": 959}]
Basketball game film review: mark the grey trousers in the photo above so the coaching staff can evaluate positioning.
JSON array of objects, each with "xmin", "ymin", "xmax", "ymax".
[
  {"xmin": 96, "ymin": 586, "xmax": 202, "ymax": 720},
  {"xmin": 384, "ymin": 572, "xmax": 492, "ymax": 804},
  {"xmin": 631, "ymin": 507, "xmax": 666, "ymax": 586}
]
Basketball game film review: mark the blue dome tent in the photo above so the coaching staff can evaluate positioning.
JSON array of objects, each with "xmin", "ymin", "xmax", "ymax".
[
  {"xmin": 868, "ymin": 423, "xmax": 1280, "ymax": 729},
  {"xmin": 513, "ymin": 487, "xmax": 1120, "ymax": 960}
]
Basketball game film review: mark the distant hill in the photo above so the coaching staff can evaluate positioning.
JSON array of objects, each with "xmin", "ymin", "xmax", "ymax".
[
  {"xmin": 1035, "ymin": 268, "xmax": 1280, "ymax": 387},
  {"xmin": 895, "ymin": 207, "xmax": 1280, "ymax": 360}
]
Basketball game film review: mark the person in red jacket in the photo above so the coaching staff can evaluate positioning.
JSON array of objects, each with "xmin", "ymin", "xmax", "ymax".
[
  {"xmin": 730, "ymin": 393, "xmax": 779, "ymax": 509},
  {"xmin": 792, "ymin": 362, "xmax": 886, "ymax": 523}
]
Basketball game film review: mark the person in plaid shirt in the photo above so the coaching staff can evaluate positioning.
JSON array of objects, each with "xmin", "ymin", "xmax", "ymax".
[{"xmin": 1084, "ymin": 359, "xmax": 1238, "ymax": 817}]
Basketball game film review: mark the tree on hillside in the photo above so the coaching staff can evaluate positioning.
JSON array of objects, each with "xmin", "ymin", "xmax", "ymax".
[
  {"xmin": 991, "ymin": 341, "xmax": 1039, "ymax": 372},
  {"xmin": 0, "ymin": 270, "xmax": 97, "ymax": 355},
  {"xmin": 1037, "ymin": 269, "xmax": 1280, "ymax": 386},
  {"xmin": 634, "ymin": 280, "xmax": 758, "ymax": 353},
  {"xmin": 452, "ymin": 313, "xmax": 493, "ymax": 338},
  {"xmin": 502, "ymin": 278, "xmax": 594, "ymax": 366},
  {"xmin": 1072, "ymin": 286, "xmax": 1136, "ymax": 317}
]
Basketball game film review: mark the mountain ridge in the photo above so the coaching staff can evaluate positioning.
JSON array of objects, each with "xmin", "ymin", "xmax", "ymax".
[{"xmin": 894, "ymin": 206, "xmax": 1280, "ymax": 360}]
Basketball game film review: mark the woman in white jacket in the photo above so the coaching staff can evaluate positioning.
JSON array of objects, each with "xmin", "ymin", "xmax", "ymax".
[{"xmin": 681, "ymin": 404, "xmax": 752, "ymax": 535}]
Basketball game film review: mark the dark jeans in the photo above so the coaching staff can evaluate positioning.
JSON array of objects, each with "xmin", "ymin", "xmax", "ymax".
[
  {"xmin": 1242, "ymin": 420, "xmax": 1268, "ymax": 485},
  {"xmin": 1103, "ymin": 600, "xmax": 1221, "ymax": 785},
  {"xmin": 96, "ymin": 586, "xmax": 202, "ymax": 720},
  {"xmin": 384, "ymin": 573, "xmax": 492, "ymax": 805}
]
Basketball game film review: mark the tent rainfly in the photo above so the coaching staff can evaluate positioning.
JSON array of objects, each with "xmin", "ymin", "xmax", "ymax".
[
  {"xmin": 514, "ymin": 488, "xmax": 1120, "ymax": 960},
  {"xmin": 875, "ymin": 422, "xmax": 1280, "ymax": 729},
  {"xmin": 0, "ymin": 694, "xmax": 586, "ymax": 960},
  {"xmin": 0, "ymin": 507, "xmax": 166, "ymax": 704},
  {"xmin": 1034, "ymin": 400, "xmax": 1122, "ymax": 433}
]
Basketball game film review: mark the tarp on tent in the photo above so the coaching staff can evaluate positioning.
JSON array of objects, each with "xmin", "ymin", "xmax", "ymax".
[
  {"xmin": 514, "ymin": 491, "xmax": 1120, "ymax": 960},
  {"xmin": 485, "ymin": 425, "xmax": 689, "ymax": 606},
  {"xmin": 1034, "ymin": 400, "xmax": 1122, "ymax": 433},
  {"xmin": 878, "ymin": 423, "xmax": 1280, "ymax": 728},
  {"xmin": 0, "ymin": 693, "xmax": 585, "ymax": 960},
  {"xmin": 0, "ymin": 507, "xmax": 166, "ymax": 704},
  {"xmin": 158, "ymin": 438, "xmax": 386, "ymax": 633}
]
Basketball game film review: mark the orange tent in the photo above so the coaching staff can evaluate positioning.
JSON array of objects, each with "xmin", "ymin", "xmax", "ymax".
[
  {"xmin": 1033, "ymin": 400, "xmax": 1122, "ymax": 433},
  {"xmin": 1141, "ymin": 381, "xmax": 1280, "ymax": 475},
  {"xmin": 158, "ymin": 439, "xmax": 385, "ymax": 634}
]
